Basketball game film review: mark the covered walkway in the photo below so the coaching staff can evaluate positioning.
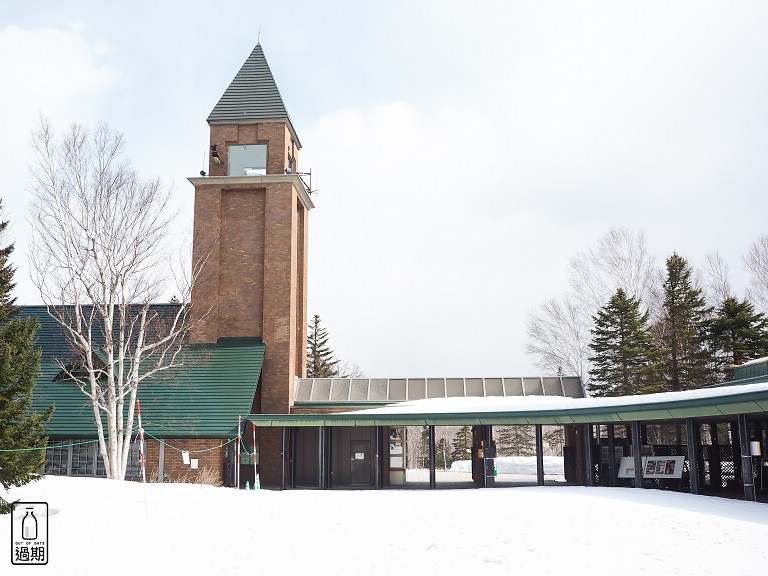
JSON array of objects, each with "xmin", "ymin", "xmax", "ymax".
[{"xmin": 249, "ymin": 361, "xmax": 768, "ymax": 501}]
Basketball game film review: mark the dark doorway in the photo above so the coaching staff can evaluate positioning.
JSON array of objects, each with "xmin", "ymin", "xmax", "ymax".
[
  {"xmin": 351, "ymin": 440, "xmax": 372, "ymax": 485},
  {"xmin": 294, "ymin": 427, "xmax": 320, "ymax": 487},
  {"xmin": 331, "ymin": 427, "xmax": 376, "ymax": 487}
]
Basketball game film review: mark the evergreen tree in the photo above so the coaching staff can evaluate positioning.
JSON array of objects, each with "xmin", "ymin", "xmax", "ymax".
[
  {"xmin": 588, "ymin": 288, "xmax": 663, "ymax": 396},
  {"xmin": 306, "ymin": 315, "xmax": 339, "ymax": 378},
  {"xmin": 435, "ymin": 433, "xmax": 453, "ymax": 471},
  {"xmin": 0, "ymin": 201, "xmax": 52, "ymax": 513},
  {"xmin": 543, "ymin": 426, "xmax": 565, "ymax": 456},
  {"xmin": 709, "ymin": 297, "xmax": 768, "ymax": 381},
  {"xmin": 657, "ymin": 254, "xmax": 714, "ymax": 391},
  {"xmin": 495, "ymin": 426, "xmax": 514, "ymax": 457},
  {"xmin": 419, "ymin": 425, "xmax": 430, "ymax": 468},
  {"xmin": 511, "ymin": 426, "xmax": 536, "ymax": 456},
  {"xmin": 450, "ymin": 425, "xmax": 473, "ymax": 462}
]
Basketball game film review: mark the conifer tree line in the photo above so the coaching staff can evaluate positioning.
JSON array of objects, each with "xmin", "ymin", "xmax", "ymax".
[
  {"xmin": 528, "ymin": 227, "xmax": 768, "ymax": 397},
  {"xmin": 408, "ymin": 424, "xmax": 565, "ymax": 469}
]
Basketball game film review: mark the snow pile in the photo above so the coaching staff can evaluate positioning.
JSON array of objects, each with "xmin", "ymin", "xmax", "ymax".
[
  {"xmin": 450, "ymin": 455, "xmax": 564, "ymax": 475},
  {"xmin": 2, "ymin": 476, "xmax": 768, "ymax": 575}
]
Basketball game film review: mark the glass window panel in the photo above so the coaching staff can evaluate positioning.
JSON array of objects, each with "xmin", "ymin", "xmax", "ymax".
[
  {"xmin": 71, "ymin": 441, "xmax": 94, "ymax": 476},
  {"xmin": 125, "ymin": 441, "xmax": 144, "ymax": 478},
  {"xmin": 44, "ymin": 440, "xmax": 69, "ymax": 475},
  {"xmin": 228, "ymin": 144, "xmax": 267, "ymax": 176}
]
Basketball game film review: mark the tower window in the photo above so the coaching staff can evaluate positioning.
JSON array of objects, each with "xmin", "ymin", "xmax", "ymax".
[{"xmin": 229, "ymin": 144, "xmax": 267, "ymax": 176}]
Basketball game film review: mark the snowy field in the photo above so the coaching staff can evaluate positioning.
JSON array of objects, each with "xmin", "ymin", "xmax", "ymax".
[
  {"xmin": 3, "ymin": 475, "xmax": 768, "ymax": 575},
  {"xmin": 407, "ymin": 456, "xmax": 566, "ymax": 486}
]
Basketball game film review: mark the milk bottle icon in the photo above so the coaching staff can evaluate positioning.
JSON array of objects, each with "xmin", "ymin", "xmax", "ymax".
[{"xmin": 22, "ymin": 508, "xmax": 37, "ymax": 540}]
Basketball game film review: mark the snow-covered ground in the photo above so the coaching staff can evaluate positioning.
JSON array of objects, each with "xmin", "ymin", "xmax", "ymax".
[
  {"xmin": 3, "ymin": 475, "xmax": 768, "ymax": 575},
  {"xmin": 451, "ymin": 455, "xmax": 565, "ymax": 475}
]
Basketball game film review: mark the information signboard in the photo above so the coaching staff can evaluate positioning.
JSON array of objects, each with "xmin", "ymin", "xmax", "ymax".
[{"xmin": 617, "ymin": 456, "xmax": 685, "ymax": 479}]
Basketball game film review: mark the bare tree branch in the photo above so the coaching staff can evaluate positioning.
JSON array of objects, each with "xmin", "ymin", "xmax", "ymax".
[
  {"xmin": 527, "ymin": 226, "xmax": 659, "ymax": 386},
  {"xmin": 746, "ymin": 234, "xmax": 768, "ymax": 313},
  {"xmin": 703, "ymin": 250, "xmax": 733, "ymax": 304},
  {"xmin": 27, "ymin": 118, "xmax": 205, "ymax": 480}
]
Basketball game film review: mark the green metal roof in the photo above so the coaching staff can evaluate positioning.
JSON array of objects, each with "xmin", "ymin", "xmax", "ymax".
[
  {"xmin": 33, "ymin": 339, "xmax": 264, "ymax": 438},
  {"xmin": 207, "ymin": 43, "xmax": 301, "ymax": 147},
  {"xmin": 733, "ymin": 357, "xmax": 768, "ymax": 381},
  {"xmin": 21, "ymin": 307, "xmax": 264, "ymax": 438},
  {"xmin": 248, "ymin": 381, "xmax": 768, "ymax": 427}
]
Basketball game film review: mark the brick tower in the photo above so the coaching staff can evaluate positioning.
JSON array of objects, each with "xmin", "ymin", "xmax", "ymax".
[{"xmin": 189, "ymin": 44, "xmax": 313, "ymax": 485}]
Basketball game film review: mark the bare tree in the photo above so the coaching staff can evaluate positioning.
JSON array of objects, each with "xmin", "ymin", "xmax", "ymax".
[
  {"xmin": 703, "ymin": 250, "xmax": 733, "ymax": 304},
  {"xmin": 569, "ymin": 227, "xmax": 658, "ymax": 312},
  {"xmin": 527, "ymin": 296, "xmax": 590, "ymax": 381},
  {"xmin": 335, "ymin": 359, "xmax": 366, "ymax": 378},
  {"xmin": 28, "ymin": 119, "xmax": 202, "ymax": 480},
  {"xmin": 746, "ymin": 235, "xmax": 768, "ymax": 313},
  {"xmin": 527, "ymin": 227, "xmax": 659, "ymax": 385}
]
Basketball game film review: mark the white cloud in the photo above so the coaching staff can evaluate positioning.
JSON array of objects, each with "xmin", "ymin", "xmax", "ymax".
[
  {"xmin": 0, "ymin": 24, "xmax": 117, "ymax": 302},
  {"xmin": 300, "ymin": 2, "xmax": 768, "ymax": 376},
  {"xmin": 302, "ymin": 102, "xmax": 567, "ymax": 376}
]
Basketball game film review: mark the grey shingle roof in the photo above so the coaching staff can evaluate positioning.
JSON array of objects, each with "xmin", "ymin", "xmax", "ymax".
[{"xmin": 207, "ymin": 43, "xmax": 300, "ymax": 145}]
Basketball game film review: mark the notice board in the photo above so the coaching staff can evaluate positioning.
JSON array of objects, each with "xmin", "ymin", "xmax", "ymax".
[{"xmin": 617, "ymin": 456, "xmax": 685, "ymax": 479}]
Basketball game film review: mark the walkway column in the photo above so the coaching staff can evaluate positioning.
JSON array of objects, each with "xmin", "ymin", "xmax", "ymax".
[
  {"xmin": 484, "ymin": 425, "xmax": 495, "ymax": 488},
  {"xmin": 583, "ymin": 424, "xmax": 594, "ymax": 487},
  {"xmin": 374, "ymin": 426, "xmax": 381, "ymax": 490},
  {"xmin": 535, "ymin": 424, "xmax": 545, "ymax": 486},
  {"xmin": 280, "ymin": 426, "xmax": 287, "ymax": 491},
  {"xmin": 606, "ymin": 424, "xmax": 616, "ymax": 487},
  {"xmin": 710, "ymin": 423, "xmax": 722, "ymax": 490},
  {"xmin": 428, "ymin": 425, "xmax": 436, "ymax": 489},
  {"xmin": 737, "ymin": 414, "xmax": 756, "ymax": 502},
  {"xmin": 632, "ymin": 421, "xmax": 643, "ymax": 488},
  {"xmin": 685, "ymin": 418, "xmax": 700, "ymax": 495},
  {"xmin": 318, "ymin": 426, "xmax": 325, "ymax": 489}
]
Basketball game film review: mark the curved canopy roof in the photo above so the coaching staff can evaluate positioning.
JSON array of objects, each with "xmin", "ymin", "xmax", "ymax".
[{"xmin": 249, "ymin": 379, "xmax": 768, "ymax": 427}]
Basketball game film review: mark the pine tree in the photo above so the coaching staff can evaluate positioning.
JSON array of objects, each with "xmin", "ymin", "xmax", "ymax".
[
  {"xmin": 505, "ymin": 426, "xmax": 536, "ymax": 457},
  {"xmin": 450, "ymin": 425, "xmax": 473, "ymax": 462},
  {"xmin": 306, "ymin": 314, "xmax": 339, "ymax": 378},
  {"xmin": 588, "ymin": 288, "xmax": 663, "ymax": 396},
  {"xmin": 543, "ymin": 426, "xmax": 565, "ymax": 456},
  {"xmin": 495, "ymin": 426, "xmax": 514, "ymax": 456},
  {"xmin": 435, "ymin": 433, "xmax": 453, "ymax": 471},
  {"xmin": 709, "ymin": 297, "xmax": 768, "ymax": 381},
  {"xmin": 0, "ymin": 201, "xmax": 52, "ymax": 513},
  {"xmin": 657, "ymin": 254, "xmax": 714, "ymax": 391},
  {"xmin": 419, "ymin": 425, "xmax": 430, "ymax": 468}
]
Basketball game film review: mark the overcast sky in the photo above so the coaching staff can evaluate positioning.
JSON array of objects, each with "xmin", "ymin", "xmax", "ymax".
[{"xmin": 2, "ymin": 1, "xmax": 767, "ymax": 378}]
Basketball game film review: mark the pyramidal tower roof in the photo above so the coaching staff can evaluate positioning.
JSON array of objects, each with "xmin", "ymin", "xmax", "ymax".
[{"xmin": 207, "ymin": 43, "xmax": 300, "ymax": 146}]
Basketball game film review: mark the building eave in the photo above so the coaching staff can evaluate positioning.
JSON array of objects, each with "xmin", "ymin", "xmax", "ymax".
[{"xmin": 188, "ymin": 175, "xmax": 315, "ymax": 210}]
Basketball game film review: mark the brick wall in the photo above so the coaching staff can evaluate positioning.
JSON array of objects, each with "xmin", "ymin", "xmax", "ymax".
[
  {"xmin": 143, "ymin": 437, "xmax": 228, "ymax": 484},
  {"xmin": 190, "ymin": 119, "xmax": 310, "ymax": 487},
  {"xmin": 208, "ymin": 123, "xmax": 296, "ymax": 177}
]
